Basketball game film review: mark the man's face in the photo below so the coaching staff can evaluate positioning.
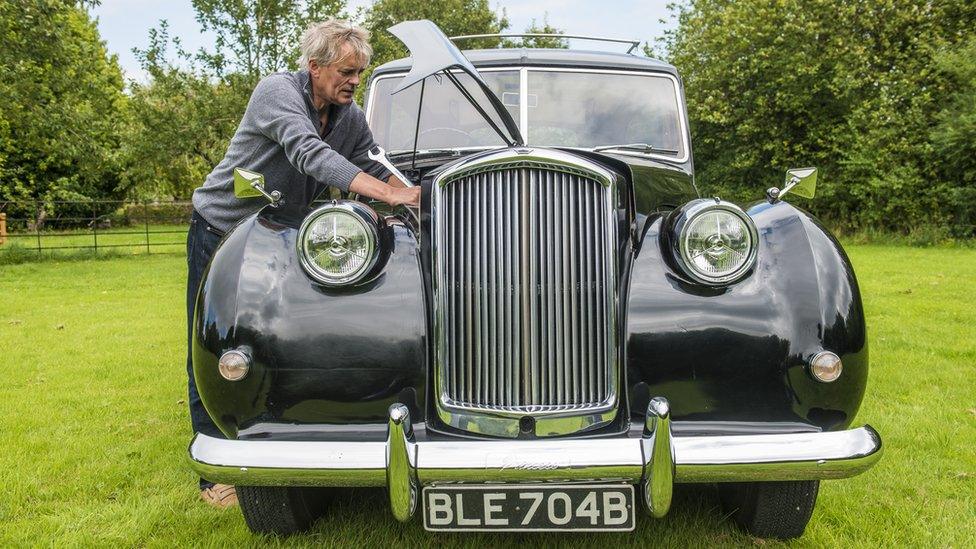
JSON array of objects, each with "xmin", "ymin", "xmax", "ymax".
[{"xmin": 309, "ymin": 42, "xmax": 366, "ymax": 108}]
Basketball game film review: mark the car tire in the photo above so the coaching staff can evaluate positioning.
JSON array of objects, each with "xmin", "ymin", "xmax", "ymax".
[
  {"xmin": 237, "ymin": 485, "xmax": 330, "ymax": 535},
  {"xmin": 718, "ymin": 480, "xmax": 819, "ymax": 539}
]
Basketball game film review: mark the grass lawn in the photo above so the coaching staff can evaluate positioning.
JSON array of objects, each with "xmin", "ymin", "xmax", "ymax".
[{"xmin": 1, "ymin": 244, "xmax": 973, "ymax": 546}]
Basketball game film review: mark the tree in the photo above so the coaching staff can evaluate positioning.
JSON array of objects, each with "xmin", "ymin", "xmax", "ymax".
[
  {"xmin": 122, "ymin": 22, "xmax": 251, "ymax": 200},
  {"xmin": 122, "ymin": 0, "xmax": 350, "ymax": 199},
  {"xmin": 663, "ymin": 0, "xmax": 976, "ymax": 236},
  {"xmin": 503, "ymin": 15, "xmax": 568, "ymax": 49},
  {"xmin": 192, "ymin": 0, "xmax": 347, "ymax": 84},
  {"xmin": 364, "ymin": 0, "xmax": 510, "ymax": 71},
  {"xmin": 0, "ymin": 0, "xmax": 127, "ymax": 226},
  {"xmin": 930, "ymin": 37, "xmax": 976, "ymax": 236}
]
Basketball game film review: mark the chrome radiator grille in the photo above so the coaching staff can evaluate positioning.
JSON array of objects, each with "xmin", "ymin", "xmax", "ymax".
[{"xmin": 434, "ymin": 161, "xmax": 616, "ymax": 413}]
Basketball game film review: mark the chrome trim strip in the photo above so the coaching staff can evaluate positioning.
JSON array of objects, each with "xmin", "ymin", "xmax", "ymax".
[
  {"xmin": 518, "ymin": 67, "xmax": 528, "ymax": 138},
  {"xmin": 436, "ymin": 148, "xmax": 615, "ymax": 187},
  {"xmin": 672, "ymin": 426, "xmax": 884, "ymax": 482},
  {"xmin": 386, "ymin": 404, "xmax": 418, "ymax": 522},
  {"xmin": 366, "ymin": 68, "xmax": 690, "ymax": 164},
  {"xmin": 449, "ymin": 32, "xmax": 642, "ymax": 53},
  {"xmin": 187, "ymin": 403, "xmax": 884, "ymax": 518},
  {"xmin": 641, "ymin": 397, "xmax": 674, "ymax": 518},
  {"xmin": 187, "ymin": 436, "xmax": 387, "ymax": 487}
]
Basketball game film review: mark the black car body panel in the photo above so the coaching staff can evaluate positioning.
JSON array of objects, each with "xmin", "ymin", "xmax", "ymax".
[
  {"xmin": 627, "ymin": 201, "xmax": 867, "ymax": 432},
  {"xmin": 193, "ymin": 153, "xmax": 865, "ymax": 439},
  {"xmin": 193, "ymin": 212, "xmax": 428, "ymax": 438}
]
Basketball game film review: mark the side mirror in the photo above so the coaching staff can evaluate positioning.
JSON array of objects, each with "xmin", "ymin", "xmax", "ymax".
[
  {"xmin": 766, "ymin": 167, "xmax": 817, "ymax": 203},
  {"xmin": 234, "ymin": 167, "xmax": 282, "ymax": 207}
]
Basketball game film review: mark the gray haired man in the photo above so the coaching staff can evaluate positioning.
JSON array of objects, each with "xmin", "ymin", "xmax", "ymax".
[{"xmin": 187, "ymin": 20, "xmax": 417, "ymax": 508}]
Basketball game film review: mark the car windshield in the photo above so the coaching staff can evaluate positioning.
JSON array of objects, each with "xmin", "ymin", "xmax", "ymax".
[{"xmin": 367, "ymin": 68, "xmax": 685, "ymax": 159}]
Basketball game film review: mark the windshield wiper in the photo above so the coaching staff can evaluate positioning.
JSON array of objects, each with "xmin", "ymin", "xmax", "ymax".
[
  {"xmin": 388, "ymin": 148, "xmax": 462, "ymax": 158},
  {"xmin": 593, "ymin": 143, "xmax": 680, "ymax": 155}
]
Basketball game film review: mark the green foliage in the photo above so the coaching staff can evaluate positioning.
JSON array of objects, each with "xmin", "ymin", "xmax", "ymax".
[
  {"xmin": 112, "ymin": 202, "xmax": 194, "ymax": 226},
  {"xmin": 121, "ymin": 1, "xmax": 569, "ymax": 199},
  {"xmin": 359, "ymin": 2, "xmax": 567, "ymax": 102},
  {"xmin": 664, "ymin": 0, "xmax": 976, "ymax": 236},
  {"xmin": 121, "ymin": 1, "xmax": 350, "ymax": 199},
  {"xmin": 0, "ymin": 0, "xmax": 127, "ymax": 226},
  {"xmin": 502, "ymin": 15, "xmax": 569, "ymax": 49},
  {"xmin": 930, "ymin": 36, "xmax": 976, "ymax": 234},
  {"xmin": 365, "ymin": 0, "xmax": 509, "ymax": 64},
  {"xmin": 122, "ymin": 23, "xmax": 251, "ymax": 200},
  {"xmin": 362, "ymin": 0, "xmax": 510, "ymax": 97},
  {"xmin": 192, "ymin": 0, "xmax": 347, "ymax": 85}
]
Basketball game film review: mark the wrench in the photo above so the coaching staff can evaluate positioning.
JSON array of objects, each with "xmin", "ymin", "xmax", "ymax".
[{"xmin": 368, "ymin": 145, "xmax": 415, "ymax": 188}]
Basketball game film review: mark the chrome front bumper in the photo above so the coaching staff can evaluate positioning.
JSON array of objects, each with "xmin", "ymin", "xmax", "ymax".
[{"xmin": 188, "ymin": 398, "xmax": 882, "ymax": 521}]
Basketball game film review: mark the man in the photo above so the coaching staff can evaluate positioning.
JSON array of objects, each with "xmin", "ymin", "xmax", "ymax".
[{"xmin": 186, "ymin": 20, "xmax": 419, "ymax": 508}]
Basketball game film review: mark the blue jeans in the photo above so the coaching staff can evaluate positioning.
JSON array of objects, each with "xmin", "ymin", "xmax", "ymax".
[{"xmin": 186, "ymin": 210, "xmax": 226, "ymax": 489}]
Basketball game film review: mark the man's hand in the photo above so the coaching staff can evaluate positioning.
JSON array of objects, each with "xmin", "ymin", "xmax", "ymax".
[
  {"xmin": 349, "ymin": 171, "xmax": 420, "ymax": 207},
  {"xmin": 386, "ymin": 186, "xmax": 421, "ymax": 207}
]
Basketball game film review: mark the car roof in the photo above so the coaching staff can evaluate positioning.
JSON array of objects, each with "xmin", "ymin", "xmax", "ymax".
[{"xmin": 371, "ymin": 48, "xmax": 679, "ymax": 77}]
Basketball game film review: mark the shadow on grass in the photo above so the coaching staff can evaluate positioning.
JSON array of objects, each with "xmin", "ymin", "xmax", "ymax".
[{"xmin": 257, "ymin": 484, "xmax": 741, "ymax": 546}]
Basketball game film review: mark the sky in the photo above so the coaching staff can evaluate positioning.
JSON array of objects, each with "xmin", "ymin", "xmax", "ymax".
[{"xmin": 92, "ymin": 0, "xmax": 676, "ymax": 82}]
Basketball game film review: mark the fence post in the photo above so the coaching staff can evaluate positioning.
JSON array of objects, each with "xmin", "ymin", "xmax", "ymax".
[
  {"xmin": 92, "ymin": 202, "xmax": 99, "ymax": 253},
  {"xmin": 0, "ymin": 212, "xmax": 6, "ymax": 245},
  {"xmin": 35, "ymin": 202, "xmax": 42, "ymax": 256},
  {"xmin": 144, "ymin": 201, "xmax": 150, "ymax": 254}
]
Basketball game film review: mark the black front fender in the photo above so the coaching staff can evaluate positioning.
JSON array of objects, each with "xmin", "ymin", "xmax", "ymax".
[
  {"xmin": 192, "ymin": 211, "xmax": 427, "ymax": 438},
  {"xmin": 626, "ymin": 200, "xmax": 868, "ymax": 432}
]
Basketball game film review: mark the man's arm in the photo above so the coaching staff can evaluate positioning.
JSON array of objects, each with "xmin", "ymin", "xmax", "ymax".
[
  {"xmin": 249, "ymin": 76, "xmax": 363, "ymax": 193},
  {"xmin": 350, "ymin": 172, "xmax": 419, "ymax": 206}
]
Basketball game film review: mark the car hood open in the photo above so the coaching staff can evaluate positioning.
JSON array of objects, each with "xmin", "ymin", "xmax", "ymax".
[{"xmin": 387, "ymin": 20, "xmax": 524, "ymax": 147}]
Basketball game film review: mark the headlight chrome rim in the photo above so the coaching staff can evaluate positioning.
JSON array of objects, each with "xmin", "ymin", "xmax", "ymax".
[
  {"xmin": 218, "ymin": 349, "xmax": 251, "ymax": 381},
  {"xmin": 297, "ymin": 200, "xmax": 382, "ymax": 287},
  {"xmin": 809, "ymin": 351, "xmax": 843, "ymax": 383},
  {"xmin": 675, "ymin": 199, "xmax": 758, "ymax": 285}
]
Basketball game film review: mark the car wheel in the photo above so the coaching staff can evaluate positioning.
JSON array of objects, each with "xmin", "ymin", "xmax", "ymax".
[
  {"xmin": 237, "ymin": 485, "xmax": 330, "ymax": 535},
  {"xmin": 718, "ymin": 480, "xmax": 819, "ymax": 539}
]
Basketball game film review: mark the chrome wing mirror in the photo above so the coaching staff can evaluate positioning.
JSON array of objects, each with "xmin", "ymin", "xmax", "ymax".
[
  {"xmin": 767, "ymin": 167, "xmax": 817, "ymax": 203},
  {"xmin": 234, "ymin": 167, "xmax": 282, "ymax": 207}
]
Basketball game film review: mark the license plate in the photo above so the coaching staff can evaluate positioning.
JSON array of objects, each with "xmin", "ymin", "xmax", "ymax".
[{"xmin": 422, "ymin": 484, "xmax": 635, "ymax": 532}]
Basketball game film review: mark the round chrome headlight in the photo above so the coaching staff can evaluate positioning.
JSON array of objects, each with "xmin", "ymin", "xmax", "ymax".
[
  {"xmin": 675, "ymin": 199, "xmax": 758, "ymax": 284},
  {"xmin": 298, "ymin": 201, "xmax": 381, "ymax": 286}
]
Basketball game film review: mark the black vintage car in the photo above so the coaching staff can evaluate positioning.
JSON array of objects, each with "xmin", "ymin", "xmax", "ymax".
[{"xmin": 188, "ymin": 20, "xmax": 882, "ymax": 539}]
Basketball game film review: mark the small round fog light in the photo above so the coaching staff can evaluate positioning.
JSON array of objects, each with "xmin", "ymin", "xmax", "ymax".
[
  {"xmin": 810, "ymin": 351, "xmax": 842, "ymax": 383},
  {"xmin": 218, "ymin": 350, "xmax": 250, "ymax": 381}
]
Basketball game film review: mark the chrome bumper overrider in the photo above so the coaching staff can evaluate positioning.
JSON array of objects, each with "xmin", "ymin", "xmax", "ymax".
[{"xmin": 188, "ymin": 398, "xmax": 882, "ymax": 521}]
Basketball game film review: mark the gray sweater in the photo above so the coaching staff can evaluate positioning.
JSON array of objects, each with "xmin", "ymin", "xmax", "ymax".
[{"xmin": 192, "ymin": 70, "xmax": 390, "ymax": 232}]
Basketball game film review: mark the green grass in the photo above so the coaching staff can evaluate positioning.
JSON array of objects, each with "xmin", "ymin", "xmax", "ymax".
[{"xmin": 1, "ymin": 245, "xmax": 974, "ymax": 547}]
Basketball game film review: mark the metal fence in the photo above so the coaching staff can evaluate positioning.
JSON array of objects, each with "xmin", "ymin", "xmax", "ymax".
[{"xmin": 0, "ymin": 200, "xmax": 192, "ymax": 257}]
